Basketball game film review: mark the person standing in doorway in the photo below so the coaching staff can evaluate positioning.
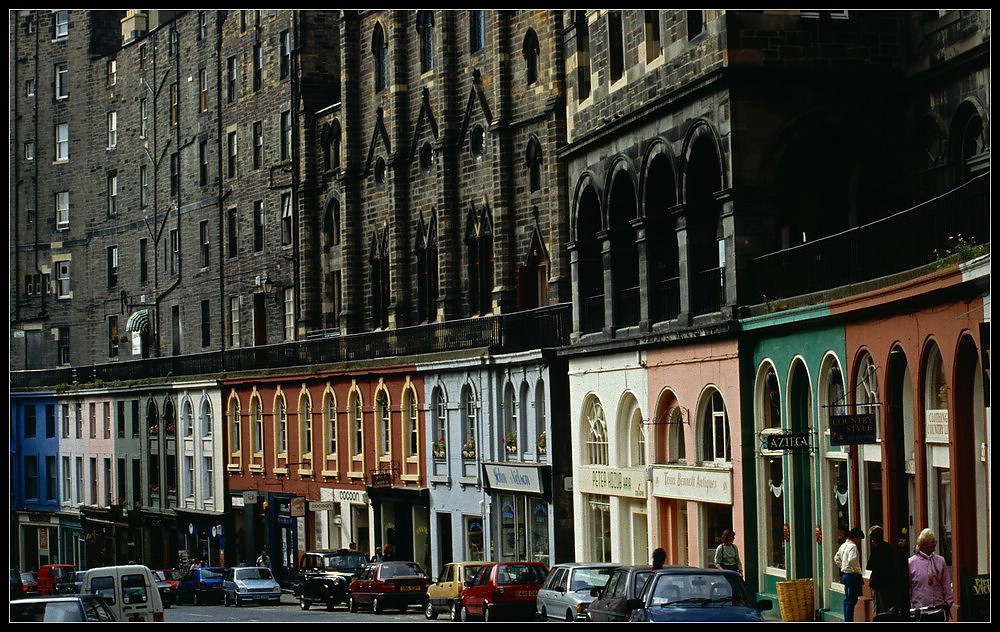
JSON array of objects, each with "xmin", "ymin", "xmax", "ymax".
[
  {"xmin": 834, "ymin": 527, "xmax": 864, "ymax": 621},
  {"xmin": 908, "ymin": 528, "xmax": 953, "ymax": 621},
  {"xmin": 713, "ymin": 529, "xmax": 743, "ymax": 576},
  {"xmin": 256, "ymin": 549, "xmax": 270, "ymax": 569},
  {"xmin": 866, "ymin": 526, "xmax": 898, "ymax": 619}
]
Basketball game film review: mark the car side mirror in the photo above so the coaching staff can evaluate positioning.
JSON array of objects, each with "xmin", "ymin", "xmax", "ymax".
[
  {"xmin": 625, "ymin": 598, "xmax": 645, "ymax": 611},
  {"xmin": 590, "ymin": 587, "xmax": 602, "ymax": 598},
  {"xmin": 756, "ymin": 599, "xmax": 773, "ymax": 612},
  {"xmin": 465, "ymin": 579, "xmax": 476, "ymax": 588},
  {"xmin": 556, "ymin": 585, "xmax": 566, "ymax": 594}
]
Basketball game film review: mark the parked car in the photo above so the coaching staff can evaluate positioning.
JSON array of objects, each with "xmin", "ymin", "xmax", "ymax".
[
  {"xmin": 11, "ymin": 567, "xmax": 26, "ymax": 600},
  {"xmin": 20, "ymin": 571, "xmax": 40, "ymax": 598},
  {"xmin": 626, "ymin": 568, "xmax": 773, "ymax": 622},
  {"xmin": 586, "ymin": 565, "xmax": 655, "ymax": 622},
  {"xmin": 55, "ymin": 570, "xmax": 88, "ymax": 595},
  {"xmin": 536, "ymin": 562, "xmax": 617, "ymax": 621},
  {"xmin": 347, "ymin": 561, "xmax": 433, "ymax": 614},
  {"xmin": 151, "ymin": 572, "xmax": 176, "ymax": 608},
  {"xmin": 153, "ymin": 569, "xmax": 183, "ymax": 592},
  {"xmin": 83, "ymin": 565, "xmax": 164, "ymax": 622},
  {"xmin": 175, "ymin": 566, "xmax": 226, "ymax": 605},
  {"xmin": 9, "ymin": 595, "xmax": 117, "ymax": 622},
  {"xmin": 36, "ymin": 564, "xmax": 76, "ymax": 595},
  {"xmin": 423, "ymin": 561, "xmax": 489, "ymax": 620},
  {"xmin": 223, "ymin": 566, "xmax": 282, "ymax": 607},
  {"xmin": 294, "ymin": 549, "xmax": 369, "ymax": 611},
  {"xmin": 458, "ymin": 562, "xmax": 549, "ymax": 622}
]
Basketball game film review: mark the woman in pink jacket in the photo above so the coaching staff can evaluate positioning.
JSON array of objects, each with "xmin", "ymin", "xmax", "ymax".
[{"xmin": 908, "ymin": 528, "xmax": 953, "ymax": 621}]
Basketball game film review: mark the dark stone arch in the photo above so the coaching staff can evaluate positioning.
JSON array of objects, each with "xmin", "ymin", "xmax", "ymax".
[
  {"xmin": 949, "ymin": 98, "xmax": 990, "ymax": 183},
  {"xmin": 682, "ymin": 122, "xmax": 726, "ymax": 315},
  {"xmin": 641, "ymin": 141, "xmax": 680, "ymax": 321},
  {"xmin": 605, "ymin": 159, "xmax": 640, "ymax": 327},
  {"xmin": 573, "ymin": 174, "xmax": 604, "ymax": 334},
  {"xmin": 322, "ymin": 193, "xmax": 342, "ymax": 248}
]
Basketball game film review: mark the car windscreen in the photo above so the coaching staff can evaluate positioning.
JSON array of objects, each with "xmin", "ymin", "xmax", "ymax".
[
  {"xmin": 463, "ymin": 565, "xmax": 486, "ymax": 583},
  {"xmin": 380, "ymin": 563, "xmax": 425, "ymax": 579},
  {"xmin": 200, "ymin": 568, "xmax": 224, "ymax": 579},
  {"xmin": 236, "ymin": 568, "xmax": 273, "ymax": 580},
  {"xmin": 11, "ymin": 601, "xmax": 84, "ymax": 622},
  {"xmin": 496, "ymin": 564, "xmax": 547, "ymax": 586},
  {"xmin": 647, "ymin": 573, "xmax": 749, "ymax": 607},
  {"xmin": 121, "ymin": 574, "xmax": 149, "ymax": 604},
  {"xmin": 570, "ymin": 567, "xmax": 615, "ymax": 592},
  {"xmin": 322, "ymin": 554, "xmax": 368, "ymax": 571}
]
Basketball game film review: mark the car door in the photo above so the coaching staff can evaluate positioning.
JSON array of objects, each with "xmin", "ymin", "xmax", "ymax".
[
  {"xmin": 604, "ymin": 569, "xmax": 630, "ymax": 621},
  {"xmin": 464, "ymin": 565, "xmax": 490, "ymax": 616},
  {"xmin": 588, "ymin": 569, "xmax": 621, "ymax": 622},
  {"xmin": 540, "ymin": 568, "xmax": 563, "ymax": 618}
]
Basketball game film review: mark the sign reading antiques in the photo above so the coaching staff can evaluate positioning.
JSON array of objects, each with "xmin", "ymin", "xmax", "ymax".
[
  {"xmin": 830, "ymin": 413, "xmax": 877, "ymax": 445},
  {"xmin": 764, "ymin": 432, "xmax": 811, "ymax": 451},
  {"xmin": 652, "ymin": 465, "xmax": 732, "ymax": 504}
]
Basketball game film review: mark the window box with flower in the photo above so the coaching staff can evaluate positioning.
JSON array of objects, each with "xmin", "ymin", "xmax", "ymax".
[
  {"xmin": 433, "ymin": 437, "xmax": 446, "ymax": 460},
  {"xmin": 536, "ymin": 431, "xmax": 546, "ymax": 456},
  {"xmin": 461, "ymin": 437, "xmax": 476, "ymax": 460},
  {"xmin": 503, "ymin": 432, "xmax": 518, "ymax": 455}
]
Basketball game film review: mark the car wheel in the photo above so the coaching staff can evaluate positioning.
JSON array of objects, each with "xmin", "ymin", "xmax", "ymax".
[
  {"xmin": 372, "ymin": 596, "xmax": 384, "ymax": 614},
  {"xmin": 193, "ymin": 592, "xmax": 201, "ymax": 606},
  {"xmin": 349, "ymin": 596, "xmax": 358, "ymax": 613},
  {"xmin": 484, "ymin": 605, "xmax": 492, "ymax": 623},
  {"xmin": 300, "ymin": 596, "xmax": 310, "ymax": 610},
  {"xmin": 540, "ymin": 607, "xmax": 547, "ymax": 621},
  {"xmin": 460, "ymin": 603, "xmax": 471, "ymax": 623},
  {"xmin": 450, "ymin": 600, "xmax": 461, "ymax": 622},
  {"xmin": 424, "ymin": 600, "xmax": 438, "ymax": 620},
  {"xmin": 567, "ymin": 609, "xmax": 575, "ymax": 622},
  {"xmin": 224, "ymin": 593, "xmax": 231, "ymax": 607},
  {"xmin": 326, "ymin": 598, "xmax": 337, "ymax": 612}
]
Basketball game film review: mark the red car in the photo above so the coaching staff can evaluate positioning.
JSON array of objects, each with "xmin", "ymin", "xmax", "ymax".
[
  {"xmin": 347, "ymin": 561, "xmax": 432, "ymax": 614},
  {"xmin": 458, "ymin": 562, "xmax": 548, "ymax": 622},
  {"xmin": 36, "ymin": 564, "xmax": 76, "ymax": 596}
]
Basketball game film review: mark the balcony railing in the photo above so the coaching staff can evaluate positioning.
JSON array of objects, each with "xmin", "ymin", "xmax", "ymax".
[
  {"xmin": 652, "ymin": 277, "xmax": 681, "ymax": 323},
  {"xmin": 753, "ymin": 173, "xmax": 989, "ymax": 303},
  {"xmin": 615, "ymin": 287, "xmax": 641, "ymax": 328},
  {"xmin": 580, "ymin": 295, "xmax": 605, "ymax": 334},
  {"xmin": 692, "ymin": 267, "xmax": 725, "ymax": 316},
  {"xmin": 11, "ymin": 304, "xmax": 571, "ymax": 389}
]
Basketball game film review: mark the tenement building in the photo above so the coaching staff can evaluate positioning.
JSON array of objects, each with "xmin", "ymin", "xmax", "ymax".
[{"xmin": 10, "ymin": 10, "xmax": 989, "ymax": 622}]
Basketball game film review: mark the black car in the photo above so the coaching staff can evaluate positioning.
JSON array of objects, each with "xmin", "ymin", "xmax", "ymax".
[
  {"xmin": 10, "ymin": 595, "xmax": 117, "ymax": 622},
  {"xmin": 54, "ymin": 570, "xmax": 87, "ymax": 595},
  {"xmin": 587, "ymin": 566, "xmax": 655, "ymax": 622},
  {"xmin": 11, "ymin": 568, "xmax": 25, "ymax": 601},
  {"xmin": 293, "ymin": 549, "xmax": 369, "ymax": 611},
  {"xmin": 626, "ymin": 568, "xmax": 773, "ymax": 622}
]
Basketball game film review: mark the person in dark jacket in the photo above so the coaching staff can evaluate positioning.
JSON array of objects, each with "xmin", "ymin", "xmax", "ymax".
[{"xmin": 866, "ymin": 526, "xmax": 897, "ymax": 619}]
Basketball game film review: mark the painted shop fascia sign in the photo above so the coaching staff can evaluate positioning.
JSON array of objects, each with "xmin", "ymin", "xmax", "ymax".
[
  {"xmin": 764, "ymin": 432, "xmax": 811, "ymax": 451},
  {"xmin": 334, "ymin": 488, "xmax": 368, "ymax": 505},
  {"xmin": 482, "ymin": 462, "xmax": 548, "ymax": 497},
  {"xmin": 651, "ymin": 465, "xmax": 732, "ymax": 504},
  {"xmin": 830, "ymin": 413, "xmax": 877, "ymax": 445},
  {"xmin": 576, "ymin": 466, "xmax": 647, "ymax": 500}
]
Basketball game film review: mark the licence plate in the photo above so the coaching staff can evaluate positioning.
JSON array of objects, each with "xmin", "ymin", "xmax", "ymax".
[
  {"xmin": 399, "ymin": 585, "xmax": 420, "ymax": 591},
  {"xmin": 128, "ymin": 615, "xmax": 147, "ymax": 622},
  {"xmin": 516, "ymin": 591, "xmax": 532, "ymax": 597}
]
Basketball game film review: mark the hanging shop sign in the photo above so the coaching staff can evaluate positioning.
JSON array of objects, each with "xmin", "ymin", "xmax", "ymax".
[
  {"xmin": 290, "ymin": 496, "xmax": 306, "ymax": 518},
  {"xmin": 830, "ymin": 413, "xmax": 877, "ymax": 445},
  {"xmin": 242, "ymin": 490, "xmax": 258, "ymax": 504},
  {"xmin": 764, "ymin": 432, "xmax": 812, "ymax": 451},
  {"xmin": 924, "ymin": 410, "xmax": 949, "ymax": 444}
]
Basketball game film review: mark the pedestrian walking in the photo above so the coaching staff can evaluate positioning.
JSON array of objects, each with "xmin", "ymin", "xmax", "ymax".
[
  {"xmin": 834, "ymin": 527, "xmax": 864, "ymax": 621},
  {"xmin": 866, "ymin": 526, "xmax": 898, "ymax": 620},
  {"xmin": 256, "ymin": 549, "xmax": 271, "ymax": 569},
  {"xmin": 908, "ymin": 528, "xmax": 952, "ymax": 621},
  {"xmin": 382, "ymin": 543, "xmax": 395, "ymax": 561},
  {"xmin": 652, "ymin": 548, "xmax": 666, "ymax": 570},
  {"xmin": 371, "ymin": 547, "xmax": 384, "ymax": 563},
  {"xmin": 713, "ymin": 529, "xmax": 743, "ymax": 576}
]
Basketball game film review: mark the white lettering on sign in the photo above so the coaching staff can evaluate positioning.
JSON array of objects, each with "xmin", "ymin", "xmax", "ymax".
[
  {"xmin": 576, "ymin": 466, "xmax": 647, "ymax": 499},
  {"xmin": 484, "ymin": 463, "xmax": 544, "ymax": 495}
]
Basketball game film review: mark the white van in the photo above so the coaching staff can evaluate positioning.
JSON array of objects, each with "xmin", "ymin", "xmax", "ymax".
[{"xmin": 83, "ymin": 565, "xmax": 165, "ymax": 622}]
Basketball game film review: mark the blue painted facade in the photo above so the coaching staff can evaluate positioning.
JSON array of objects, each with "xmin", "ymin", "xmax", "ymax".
[{"xmin": 11, "ymin": 392, "xmax": 62, "ymax": 571}]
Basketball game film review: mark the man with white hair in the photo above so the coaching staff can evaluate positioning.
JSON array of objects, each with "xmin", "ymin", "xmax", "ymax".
[{"xmin": 908, "ymin": 528, "xmax": 953, "ymax": 621}]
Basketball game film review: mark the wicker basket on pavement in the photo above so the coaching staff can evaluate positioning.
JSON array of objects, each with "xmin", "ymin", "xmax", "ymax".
[{"xmin": 776, "ymin": 578, "xmax": 815, "ymax": 622}]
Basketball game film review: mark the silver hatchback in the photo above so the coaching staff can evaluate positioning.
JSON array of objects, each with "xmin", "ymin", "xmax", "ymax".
[
  {"xmin": 222, "ymin": 567, "xmax": 282, "ymax": 607},
  {"xmin": 536, "ymin": 563, "xmax": 617, "ymax": 621}
]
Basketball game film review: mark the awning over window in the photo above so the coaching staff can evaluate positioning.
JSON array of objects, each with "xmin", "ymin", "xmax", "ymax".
[{"xmin": 125, "ymin": 309, "xmax": 151, "ymax": 333}]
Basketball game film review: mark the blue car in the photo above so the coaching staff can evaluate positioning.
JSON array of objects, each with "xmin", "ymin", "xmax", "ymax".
[
  {"xmin": 175, "ymin": 567, "xmax": 226, "ymax": 605},
  {"xmin": 626, "ymin": 568, "xmax": 772, "ymax": 622}
]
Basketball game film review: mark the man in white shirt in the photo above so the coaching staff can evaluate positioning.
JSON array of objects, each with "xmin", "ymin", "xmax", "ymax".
[{"xmin": 834, "ymin": 527, "xmax": 865, "ymax": 621}]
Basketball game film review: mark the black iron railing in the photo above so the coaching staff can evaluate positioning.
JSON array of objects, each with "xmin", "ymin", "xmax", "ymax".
[
  {"xmin": 692, "ymin": 267, "xmax": 725, "ymax": 316},
  {"xmin": 615, "ymin": 287, "xmax": 641, "ymax": 328},
  {"xmin": 652, "ymin": 277, "xmax": 681, "ymax": 323},
  {"xmin": 753, "ymin": 173, "xmax": 990, "ymax": 303},
  {"xmin": 580, "ymin": 295, "xmax": 605, "ymax": 334},
  {"xmin": 11, "ymin": 304, "xmax": 571, "ymax": 389}
]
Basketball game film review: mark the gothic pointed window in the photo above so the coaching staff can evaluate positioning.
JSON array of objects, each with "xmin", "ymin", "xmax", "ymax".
[
  {"xmin": 465, "ymin": 205, "xmax": 494, "ymax": 316},
  {"xmin": 416, "ymin": 211, "xmax": 438, "ymax": 323},
  {"xmin": 372, "ymin": 23, "xmax": 388, "ymax": 93},
  {"xmin": 523, "ymin": 28, "xmax": 540, "ymax": 86},
  {"xmin": 369, "ymin": 228, "xmax": 390, "ymax": 329},
  {"xmin": 417, "ymin": 11, "xmax": 434, "ymax": 74},
  {"xmin": 525, "ymin": 137, "xmax": 543, "ymax": 195}
]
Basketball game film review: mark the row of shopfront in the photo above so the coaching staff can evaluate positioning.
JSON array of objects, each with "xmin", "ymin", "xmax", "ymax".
[{"xmin": 11, "ymin": 258, "xmax": 989, "ymax": 620}]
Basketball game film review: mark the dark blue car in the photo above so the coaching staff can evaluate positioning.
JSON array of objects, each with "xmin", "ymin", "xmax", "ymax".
[
  {"xmin": 175, "ymin": 567, "xmax": 226, "ymax": 605},
  {"xmin": 626, "ymin": 568, "xmax": 772, "ymax": 622}
]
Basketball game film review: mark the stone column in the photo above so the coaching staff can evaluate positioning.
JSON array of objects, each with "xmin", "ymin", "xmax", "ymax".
[
  {"xmin": 671, "ymin": 203, "xmax": 692, "ymax": 327},
  {"xmin": 631, "ymin": 216, "xmax": 651, "ymax": 333}
]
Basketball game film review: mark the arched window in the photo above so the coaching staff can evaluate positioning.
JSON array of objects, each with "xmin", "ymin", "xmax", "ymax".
[
  {"xmin": 164, "ymin": 399, "xmax": 176, "ymax": 437},
  {"xmin": 503, "ymin": 383, "xmax": 518, "ymax": 458},
  {"xmin": 300, "ymin": 394, "xmax": 312, "ymax": 457},
  {"xmin": 183, "ymin": 400, "xmax": 194, "ymax": 437},
  {"xmin": 350, "ymin": 392, "xmax": 363, "ymax": 458},
  {"xmin": 461, "ymin": 386, "xmax": 476, "ymax": 459},
  {"xmin": 147, "ymin": 400, "xmax": 159, "ymax": 436},
  {"xmin": 229, "ymin": 396, "xmax": 241, "ymax": 456},
  {"xmin": 405, "ymin": 388, "xmax": 419, "ymax": 458},
  {"xmin": 376, "ymin": 390, "xmax": 391, "ymax": 457},
  {"xmin": 631, "ymin": 407, "xmax": 646, "ymax": 467},
  {"xmin": 525, "ymin": 137, "xmax": 542, "ymax": 195},
  {"xmin": 469, "ymin": 11, "xmax": 486, "ymax": 53},
  {"xmin": 465, "ymin": 205, "xmax": 494, "ymax": 316},
  {"xmin": 372, "ymin": 24, "xmax": 388, "ymax": 93},
  {"xmin": 667, "ymin": 406, "xmax": 686, "ymax": 463},
  {"xmin": 519, "ymin": 382, "xmax": 530, "ymax": 457},
  {"xmin": 700, "ymin": 389, "xmax": 730, "ymax": 464},
  {"xmin": 252, "ymin": 395, "xmax": 263, "ymax": 454},
  {"xmin": 923, "ymin": 342, "xmax": 952, "ymax": 565},
  {"xmin": 325, "ymin": 392, "xmax": 337, "ymax": 459},
  {"xmin": 432, "ymin": 387, "xmax": 447, "ymax": 460},
  {"xmin": 324, "ymin": 198, "xmax": 340, "ymax": 248},
  {"xmin": 574, "ymin": 11, "xmax": 591, "ymax": 102},
  {"xmin": 200, "ymin": 398, "xmax": 213, "ymax": 438},
  {"xmin": 417, "ymin": 11, "xmax": 434, "ymax": 74},
  {"xmin": 584, "ymin": 398, "xmax": 609, "ymax": 466},
  {"xmin": 276, "ymin": 394, "xmax": 288, "ymax": 455},
  {"xmin": 534, "ymin": 380, "xmax": 546, "ymax": 457},
  {"xmin": 522, "ymin": 28, "xmax": 540, "ymax": 85},
  {"xmin": 416, "ymin": 210, "xmax": 438, "ymax": 323}
]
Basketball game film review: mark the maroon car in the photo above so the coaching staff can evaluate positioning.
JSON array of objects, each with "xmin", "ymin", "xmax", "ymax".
[
  {"xmin": 458, "ymin": 562, "xmax": 548, "ymax": 622},
  {"xmin": 347, "ymin": 561, "xmax": 432, "ymax": 614}
]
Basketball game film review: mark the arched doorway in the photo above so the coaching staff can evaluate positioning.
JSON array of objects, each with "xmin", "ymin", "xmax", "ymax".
[
  {"xmin": 885, "ymin": 347, "xmax": 916, "ymax": 554},
  {"xmin": 787, "ymin": 360, "xmax": 814, "ymax": 578}
]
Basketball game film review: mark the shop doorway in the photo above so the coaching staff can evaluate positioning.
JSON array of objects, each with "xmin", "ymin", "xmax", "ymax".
[
  {"xmin": 437, "ymin": 513, "xmax": 453, "ymax": 574},
  {"xmin": 886, "ymin": 348, "xmax": 916, "ymax": 555},
  {"xmin": 702, "ymin": 503, "xmax": 733, "ymax": 568},
  {"xmin": 788, "ymin": 361, "xmax": 814, "ymax": 579},
  {"xmin": 351, "ymin": 505, "xmax": 370, "ymax": 557}
]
